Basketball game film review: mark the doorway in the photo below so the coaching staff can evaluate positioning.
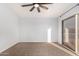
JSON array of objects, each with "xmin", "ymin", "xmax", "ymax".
[{"xmin": 62, "ymin": 16, "xmax": 75, "ymax": 51}]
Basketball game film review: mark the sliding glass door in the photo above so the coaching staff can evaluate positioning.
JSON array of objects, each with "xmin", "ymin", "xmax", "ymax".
[{"xmin": 62, "ymin": 16, "xmax": 75, "ymax": 51}]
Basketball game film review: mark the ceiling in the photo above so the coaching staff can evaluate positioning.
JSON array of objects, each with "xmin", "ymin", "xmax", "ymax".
[{"xmin": 7, "ymin": 3, "xmax": 77, "ymax": 18}]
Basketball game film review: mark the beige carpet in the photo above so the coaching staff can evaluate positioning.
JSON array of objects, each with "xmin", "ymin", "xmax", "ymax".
[{"xmin": 0, "ymin": 42, "xmax": 72, "ymax": 56}]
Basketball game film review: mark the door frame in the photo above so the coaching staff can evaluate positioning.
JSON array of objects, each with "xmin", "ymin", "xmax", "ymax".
[{"xmin": 62, "ymin": 15, "xmax": 76, "ymax": 51}]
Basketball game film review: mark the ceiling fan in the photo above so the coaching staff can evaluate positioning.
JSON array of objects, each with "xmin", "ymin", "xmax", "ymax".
[{"xmin": 21, "ymin": 3, "xmax": 52, "ymax": 12}]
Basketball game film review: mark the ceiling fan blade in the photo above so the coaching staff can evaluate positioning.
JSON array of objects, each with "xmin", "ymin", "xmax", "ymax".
[
  {"xmin": 37, "ymin": 7, "xmax": 40, "ymax": 12},
  {"xmin": 21, "ymin": 4, "xmax": 33, "ymax": 7},
  {"xmin": 40, "ymin": 5, "xmax": 48, "ymax": 10},
  {"xmin": 39, "ymin": 3, "xmax": 52, "ymax": 5},
  {"xmin": 30, "ymin": 6, "xmax": 35, "ymax": 12}
]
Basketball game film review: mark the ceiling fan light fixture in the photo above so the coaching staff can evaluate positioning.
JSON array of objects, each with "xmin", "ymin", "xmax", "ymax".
[
  {"xmin": 21, "ymin": 3, "xmax": 52, "ymax": 12},
  {"xmin": 34, "ymin": 4, "xmax": 39, "ymax": 7}
]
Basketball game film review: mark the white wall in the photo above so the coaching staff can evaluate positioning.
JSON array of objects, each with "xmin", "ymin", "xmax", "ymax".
[
  {"xmin": 0, "ymin": 3, "xmax": 58, "ymax": 53},
  {"xmin": 58, "ymin": 5, "xmax": 79, "ymax": 44},
  {"xmin": 19, "ymin": 17, "xmax": 58, "ymax": 42},
  {"xmin": 0, "ymin": 4, "xmax": 19, "ymax": 52}
]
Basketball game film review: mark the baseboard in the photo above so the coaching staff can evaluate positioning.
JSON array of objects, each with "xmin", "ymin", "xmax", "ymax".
[
  {"xmin": 0, "ymin": 41, "xmax": 18, "ymax": 53},
  {"xmin": 49, "ymin": 42, "xmax": 76, "ymax": 56}
]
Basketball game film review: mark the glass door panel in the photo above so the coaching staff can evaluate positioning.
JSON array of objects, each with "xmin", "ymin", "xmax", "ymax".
[{"xmin": 62, "ymin": 16, "xmax": 75, "ymax": 51}]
